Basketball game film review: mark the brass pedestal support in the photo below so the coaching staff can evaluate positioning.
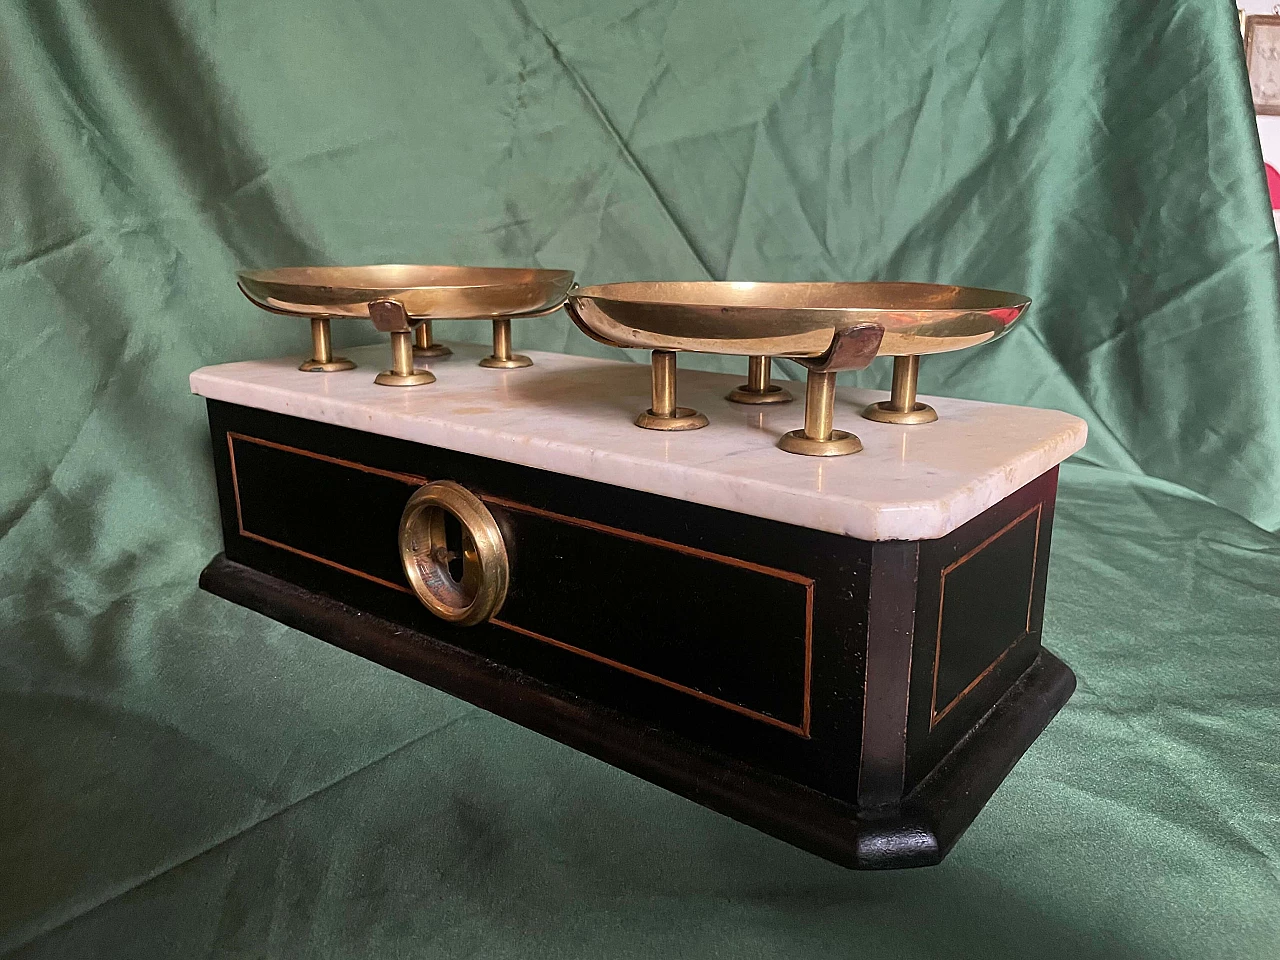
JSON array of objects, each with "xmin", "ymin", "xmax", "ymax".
[
  {"xmin": 726, "ymin": 355, "xmax": 793, "ymax": 404},
  {"xmin": 777, "ymin": 370, "xmax": 862, "ymax": 456},
  {"xmin": 635, "ymin": 350, "xmax": 708, "ymax": 431},
  {"xmin": 299, "ymin": 318, "xmax": 356, "ymax": 372},
  {"xmin": 862, "ymin": 355, "xmax": 937, "ymax": 424},
  {"xmin": 479, "ymin": 318, "xmax": 532, "ymax": 369},
  {"xmin": 375, "ymin": 330, "xmax": 437, "ymax": 387},
  {"xmin": 413, "ymin": 321, "xmax": 452, "ymax": 359}
]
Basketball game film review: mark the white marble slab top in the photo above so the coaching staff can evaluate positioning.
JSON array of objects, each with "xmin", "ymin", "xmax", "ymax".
[{"xmin": 190, "ymin": 343, "xmax": 1086, "ymax": 541}]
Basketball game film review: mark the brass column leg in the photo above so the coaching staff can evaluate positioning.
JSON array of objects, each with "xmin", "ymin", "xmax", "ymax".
[
  {"xmin": 413, "ymin": 320, "xmax": 452, "ymax": 359},
  {"xmin": 375, "ymin": 329, "xmax": 436, "ymax": 387},
  {"xmin": 652, "ymin": 349, "xmax": 676, "ymax": 417},
  {"xmin": 479, "ymin": 317, "xmax": 533, "ymax": 368},
  {"xmin": 777, "ymin": 369, "xmax": 863, "ymax": 456},
  {"xmin": 862, "ymin": 355, "xmax": 938, "ymax": 424},
  {"xmin": 726, "ymin": 355, "xmax": 793, "ymax": 404},
  {"xmin": 299, "ymin": 317, "xmax": 356, "ymax": 372},
  {"xmin": 634, "ymin": 350, "xmax": 709, "ymax": 431}
]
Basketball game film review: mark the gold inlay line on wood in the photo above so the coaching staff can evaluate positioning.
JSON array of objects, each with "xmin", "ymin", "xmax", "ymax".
[{"xmin": 224, "ymin": 433, "xmax": 813, "ymax": 736}]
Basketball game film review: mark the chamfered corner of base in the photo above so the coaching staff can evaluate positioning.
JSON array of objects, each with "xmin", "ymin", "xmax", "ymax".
[{"xmin": 852, "ymin": 816, "xmax": 943, "ymax": 869}]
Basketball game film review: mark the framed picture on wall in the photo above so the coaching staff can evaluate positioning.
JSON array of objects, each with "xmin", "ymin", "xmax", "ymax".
[{"xmin": 1246, "ymin": 14, "xmax": 1280, "ymax": 115}]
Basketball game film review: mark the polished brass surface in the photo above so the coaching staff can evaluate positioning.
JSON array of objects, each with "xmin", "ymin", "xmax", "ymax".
[
  {"xmin": 413, "ymin": 321, "xmax": 452, "ymax": 359},
  {"xmin": 777, "ymin": 428, "xmax": 863, "ymax": 456},
  {"xmin": 298, "ymin": 358, "xmax": 356, "ymax": 373},
  {"xmin": 375, "ymin": 330, "xmax": 436, "ymax": 387},
  {"xmin": 893, "ymin": 354, "xmax": 919, "ymax": 409},
  {"xmin": 567, "ymin": 281, "xmax": 1028, "ymax": 363},
  {"xmin": 374, "ymin": 370, "xmax": 437, "ymax": 387},
  {"xmin": 298, "ymin": 317, "xmax": 356, "ymax": 372},
  {"xmin": 776, "ymin": 369, "xmax": 863, "ymax": 457},
  {"xmin": 399, "ymin": 480, "xmax": 509, "ymax": 627},
  {"xmin": 805, "ymin": 323, "xmax": 886, "ymax": 373},
  {"xmin": 478, "ymin": 317, "xmax": 533, "ymax": 369},
  {"xmin": 726, "ymin": 355, "xmax": 793, "ymax": 404},
  {"xmin": 238, "ymin": 264, "xmax": 575, "ymax": 320},
  {"xmin": 747, "ymin": 355, "xmax": 773, "ymax": 394},
  {"xmin": 807, "ymin": 370, "xmax": 836, "ymax": 439},
  {"xmin": 653, "ymin": 349, "xmax": 677, "ymax": 416},
  {"xmin": 635, "ymin": 350, "xmax": 708, "ymax": 431},
  {"xmin": 863, "ymin": 355, "xmax": 939, "ymax": 424},
  {"xmin": 635, "ymin": 408, "xmax": 709, "ymax": 430},
  {"xmin": 368, "ymin": 300, "xmax": 436, "ymax": 387}
]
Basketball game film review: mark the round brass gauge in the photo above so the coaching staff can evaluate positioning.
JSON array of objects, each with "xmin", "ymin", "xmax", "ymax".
[{"xmin": 399, "ymin": 481, "xmax": 509, "ymax": 627}]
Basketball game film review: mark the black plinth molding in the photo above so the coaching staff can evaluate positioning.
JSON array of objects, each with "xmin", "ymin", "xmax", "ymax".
[
  {"xmin": 198, "ymin": 399, "xmax": 1076, "ymax": 869},
  {"xmin": 202, "ymin": 555, "xmax": 1075, "ymax": 869}
]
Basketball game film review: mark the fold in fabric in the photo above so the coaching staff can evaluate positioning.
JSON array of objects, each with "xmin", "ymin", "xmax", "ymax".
[{"xmin": 1, "ymin": 1, "xmax": 1278, "ymax": 957}]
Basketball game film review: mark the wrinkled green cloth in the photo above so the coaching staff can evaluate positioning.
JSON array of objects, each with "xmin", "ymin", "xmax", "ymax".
[{"xmin": 2, "ymin": 0, "xmax": 1278, "ymax": 957}]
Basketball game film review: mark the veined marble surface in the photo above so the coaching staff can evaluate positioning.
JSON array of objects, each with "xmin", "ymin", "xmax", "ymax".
[{"xmin": 190, "ymin": 343, "xmax": 1087, "ymax": 541}]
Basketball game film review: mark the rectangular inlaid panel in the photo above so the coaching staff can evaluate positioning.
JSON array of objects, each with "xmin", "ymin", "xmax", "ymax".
[
  {"xmin": 225, "ymin": 431, "xmax": 812, "ymax": 735},
  {"xmin": 490, "ymin": 499, "xmax": 812, "ymax": 733},
  {"xmin": 932, "ymin": 504, "xmax": 1041, "ymax": 725},
  {"xmin": 229, "ymin": 433, "xmax": 422, "ymax": 590},
  {"xmin": 904, "ymin": 471, "xmax": 1057, "ymax": 789}
]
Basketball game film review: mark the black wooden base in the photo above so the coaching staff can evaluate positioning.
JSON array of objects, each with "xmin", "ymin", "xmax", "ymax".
[{"xmin": 201, "ymin": 554, "xmax": 1075, "ymax": 870}]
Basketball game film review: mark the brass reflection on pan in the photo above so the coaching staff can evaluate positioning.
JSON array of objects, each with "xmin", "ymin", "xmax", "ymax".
[
  {"xmin": 566, "ymin": 279, "xmax": 1029, "ymax": 449},
  {"xmin": 238, "ymin": 264, "xmax": 575, "ymax": 320},
  {"xmin": 237, "ymin": 264, "xmax": 575, "ymax": 379}
]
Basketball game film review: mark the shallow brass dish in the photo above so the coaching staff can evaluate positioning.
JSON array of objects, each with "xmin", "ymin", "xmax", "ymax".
[
  {"xmin": 566, "ymin": 280, "xmax": 1028, "ymax": 358},
  {"xmin": 238, "ymin": 264, "xmax": 575, "ymax": 379},
  {"xmin": 565, "ymin": 280, "xmax": 1030, "ymax": 451},
  {"xmin": 238, "ymin": 264, "xmax": 575, "ymax": 320}
]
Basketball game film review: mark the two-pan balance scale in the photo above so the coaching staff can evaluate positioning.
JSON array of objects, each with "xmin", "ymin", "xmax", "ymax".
[{"xmin": 196, "ymin": 265, "xmax": 1085, "ymax": 868}]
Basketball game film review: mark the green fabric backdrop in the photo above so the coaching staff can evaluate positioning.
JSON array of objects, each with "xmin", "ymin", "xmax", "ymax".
[{"xmin": 2, "ymin": 0, "xmax": 1278, "ymax": 957}]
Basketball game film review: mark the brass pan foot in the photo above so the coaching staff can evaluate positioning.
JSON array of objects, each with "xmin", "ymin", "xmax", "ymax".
[
  {"xmin": 777, "ymin": 429, "xmax": 862, "ymax": 456},
  {"xmin": 375, "ymin": 369, "xmax": 437, "ymax": 387},
  {"xmin": 478, "ymin": 354, "xmax": 533, "ymax": 369},
  {"xmin": 777, "ymin": 368, "xmax": 862, "ymax": 457},
  {"xmin": 413, "ymin": 321, "xmax": 453, "ymax": 359},
  {"xmin": 300, "ymin": 357, "xmax": 356, "ymax": 373},
  {"xmin": 726, "ymin": 356, "xmax": 793, "ymax": 404},
  {"xmin": 635, "ymin": 408, "xmax": 710, "ymax": 431},
  {"xmin": 415, "ymin": 343, "xmax": 453, "ymax": 359},
  {"xmin": 480, "ymin": 317, "xmax": 532, "ymax": 369},
  {"xmin": 637, "ymin": 349, "xmax": 707, "ymax": 431},
  {"xmin": 375, "ymin": 330, "xmax": 436, "ymax": 387},
  {"xmin": 862, "ymin": 355, "xmax": 937, "ymax": 424},
  {"xmin": 300, "ymin": 317, "xmax": 355, "ymax": 372},
  {"xmin": 727, "ymin": 384, "xmax": 792, "ymax": 404},
  {"xmin": 862, "ymin": 400, "xmax": 937, "ymax": 424}
]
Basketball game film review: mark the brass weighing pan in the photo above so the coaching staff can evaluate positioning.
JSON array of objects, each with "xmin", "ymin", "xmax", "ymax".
[
  {"xmin": 238, "ymin": 265, "xmax": 576, "ymax": 385},
  {"xmin": 566, "ymin": 281, "xmax": 1029, "ymax": 456}
]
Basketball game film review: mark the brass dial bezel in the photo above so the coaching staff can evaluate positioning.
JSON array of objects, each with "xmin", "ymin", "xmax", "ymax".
[{"xmin": 398, "ymin": 481, "xmax": 509, "ymax": 627}]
